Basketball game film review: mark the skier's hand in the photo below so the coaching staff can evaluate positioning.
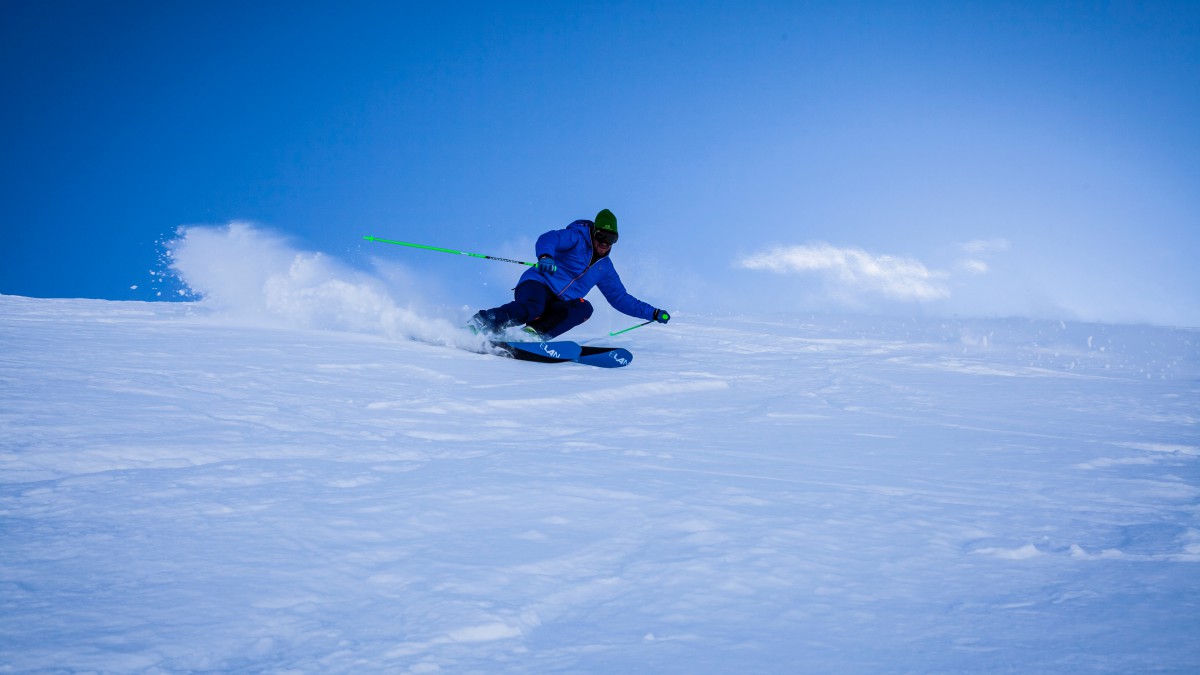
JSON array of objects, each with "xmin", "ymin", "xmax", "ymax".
[
  {"xmin": 537, "ymin": 256, "xmax": 557, "ymax": 274},
  {"xmin": 652, "ymin": 309, "xmax": 670, "ymax": 324}
]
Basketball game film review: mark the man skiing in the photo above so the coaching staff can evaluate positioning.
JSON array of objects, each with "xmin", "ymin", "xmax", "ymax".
[{"xmin": 469, "ymin": 209, "xmax": 670, "ymax": 339}]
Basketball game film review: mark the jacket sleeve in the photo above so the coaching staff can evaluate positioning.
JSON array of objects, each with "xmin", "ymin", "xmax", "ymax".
[
  {"xmin": 595, "ymin": 261, "xmax": 657, "ymax": 321},
  {"xmin": 534, "ymin": 227, "xmax": 583, "ymax": 259}
]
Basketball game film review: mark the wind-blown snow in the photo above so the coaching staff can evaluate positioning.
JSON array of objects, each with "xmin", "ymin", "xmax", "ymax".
[
  {"xmin": 165, "ymin": 222, "xmax": 484, "ymax": 351},
  {"xmin": 1, "ymin": 287, "xmax": 1198, "ymax": 672}
]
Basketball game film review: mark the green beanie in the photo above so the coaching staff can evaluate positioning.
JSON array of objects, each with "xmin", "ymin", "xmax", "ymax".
[{"xmin": 594, "ymin": 209, "xmax": 618, "ymax": 234}]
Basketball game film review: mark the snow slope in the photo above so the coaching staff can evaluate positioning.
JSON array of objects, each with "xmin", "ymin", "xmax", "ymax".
[{"xmin": 2, "ymin": 294, "xmax": 1198, "ymax": 673}]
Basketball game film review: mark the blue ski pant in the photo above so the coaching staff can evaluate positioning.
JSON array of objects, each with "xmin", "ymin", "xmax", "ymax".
[{"xmin": 489, "ymin": 280, "xmax": 594, "ymax": 338}]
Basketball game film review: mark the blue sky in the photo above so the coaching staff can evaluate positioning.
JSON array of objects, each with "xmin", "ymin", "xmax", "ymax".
[{"xmin": 2, "ymin": 1, "xmax": 1198, "ymax": 325}]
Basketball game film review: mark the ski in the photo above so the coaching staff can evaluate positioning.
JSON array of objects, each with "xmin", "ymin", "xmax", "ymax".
[
  {"xmin": 576, "ymin": 346, "xmax": 634, "ymax": 368},
  {"xmin": 490, "ymin": 340, "xmax": 582, "ymax": 363},
  {"xmin": 488, "ymin": 340, "xmax": 633, "ymax": 368}
]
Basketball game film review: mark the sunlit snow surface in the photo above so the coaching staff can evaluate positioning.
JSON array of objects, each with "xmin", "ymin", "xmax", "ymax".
[{"xmin": 1, "ymin": 295, "xmax": 1197, "ymax": 673}]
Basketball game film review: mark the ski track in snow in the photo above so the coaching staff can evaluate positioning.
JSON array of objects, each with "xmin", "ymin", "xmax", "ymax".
[{"xmin": 1, "ymin": 295, "xmax": 1199, "ymax": 673}]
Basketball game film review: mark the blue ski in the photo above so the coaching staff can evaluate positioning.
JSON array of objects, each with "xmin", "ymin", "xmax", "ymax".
[
  {"xmin": 491, "ymin": 340, "xmax": 581, "ymax": 363},
  {"xmin": 576, "ymin": 346, "xmax": 634, "ymax": 368},
  {"xmin": 490, "ymin": 341, "xmax": 633, "ymax": 368}
]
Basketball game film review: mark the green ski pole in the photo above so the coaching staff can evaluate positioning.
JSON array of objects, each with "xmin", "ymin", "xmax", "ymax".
[
  {"xmin": 609, "ymin": 310, "xmax": 669, "ymax": 336},
  {"xmin": 609, "ymin": 320, "xmax": 654, "ymax": 336},
  {"xmin": 363, "ymin": 235, "xmax": 535, "ymax": 267}
]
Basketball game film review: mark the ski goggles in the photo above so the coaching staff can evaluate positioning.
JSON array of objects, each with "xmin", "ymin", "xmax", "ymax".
[{"xmin": 593, "ymin": 228, "xmax": 618, "ymax": 245}]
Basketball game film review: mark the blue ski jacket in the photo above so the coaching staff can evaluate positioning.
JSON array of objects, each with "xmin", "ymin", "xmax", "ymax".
[{"xmin": 518, "ymin": 220, "xmax": 658, "ymax": 321}]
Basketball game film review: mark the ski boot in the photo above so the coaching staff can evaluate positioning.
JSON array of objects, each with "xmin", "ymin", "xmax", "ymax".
[
  {"xmin": 468, "ymin": 309, "xmax": 512, "ymax": 337},
  {"xmin": 521, "ymin": 325, "xmax": 550, "ymax": 341}
]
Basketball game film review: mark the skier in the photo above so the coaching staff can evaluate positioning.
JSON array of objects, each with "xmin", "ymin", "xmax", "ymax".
[{"xmin": 469, "ymin": 209, "xmax": 670, "ymax": 339}]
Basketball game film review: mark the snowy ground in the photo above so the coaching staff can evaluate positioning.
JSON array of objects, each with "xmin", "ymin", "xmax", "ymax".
[{"xmin": 1, "ymin": 294, "xmax": 1198, "ymax": 673}]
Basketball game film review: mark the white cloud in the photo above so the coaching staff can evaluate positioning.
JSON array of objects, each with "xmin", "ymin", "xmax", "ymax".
[
  {"xmin": 960, "ymin": 238, "xmax": 1011, "ymax": 254},
  {"xmin": 958, "ymin": 259, "xmax": 990, "ymax": 275},
  {"xmin": 954, "ymin": 238, "xmax": 1010, "ymax": 276},
  {"xmin": 736, "ymin": 243, "xmax": 950, "ymax": 301}
]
